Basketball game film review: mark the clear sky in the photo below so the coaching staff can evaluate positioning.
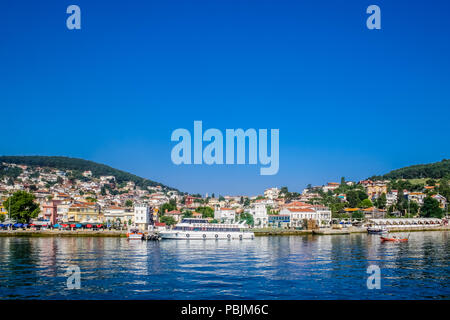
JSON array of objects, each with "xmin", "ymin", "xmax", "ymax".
[{"xmin": 1, "ymin": 0, "xmax": 449, "ymax": 196}]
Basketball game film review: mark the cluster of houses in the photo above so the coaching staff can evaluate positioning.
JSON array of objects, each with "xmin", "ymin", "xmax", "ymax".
[
  {"xmin": 1, "ymin": 162, "xmax": 447, "ymax": 231},
  {"xmin": 303, "ymin": 179, "xmax": 448, "ymax": 211},
  {"xmin": 0, "ymin": 163, "xmax": 333, "ymax": 231}
]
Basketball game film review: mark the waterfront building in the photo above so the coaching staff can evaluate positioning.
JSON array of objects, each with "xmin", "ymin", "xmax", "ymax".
[
  {"xmin": 56, "ymin": 202, "xmax": 71, "ymax": 222},
  {"xmin": 104, "ymin": 205, "xmax": 129, "ymax": 225},
  {"xmin": 66, "ymin": 202, "xmax": 103, "ymax": 223},
  {"xmin": 281, "ymin": 208, "xmax": 315, "ymax": 228},
  {"xmin": 41, "ymin": 200, "xmax": 62, "ymax": 225},
  {"xmin": 279, "ymin": 205, "xmax": 332, "ymax": 228},
  {"xmin": 134, "ymin": 203, "xmax": 151, "ymax": 231},
  {"xmin": 248, "ymin": 203, "xmax": 268, "ymax": 227},
  {"xmin": 214, "ymin": 207, "xmax": 236, "ymax": 223},
  {"xmin": 312, "ymin": 205, "xmax": 332, "ymax": 226},
  {"xmin": 268, "ymin": 214, "xmax": 290, "ymax": 228}
]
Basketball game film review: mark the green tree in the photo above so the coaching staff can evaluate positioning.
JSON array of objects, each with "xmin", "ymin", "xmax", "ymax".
[
  {"xmin": 239, "ymin": 212, "xmax": 254, "ymax": 226},
  {"xmin": 197, "ymin": 206, "xmax": 214, "ymax": 218},
  {"xmin": 3, "ymin": 191, "xmax": 40, "ymax": 223},
  {"xmin": 160, "ymin": 216, "xmax": 176, "ymax": 226},
  {"xmin": 0, "ymin": 214, "xmax": 5, "ymax": 223},
  {"xmin": 280, "ymin": 186, "xmax": 289, "ymax": 195},
  {"xmin": 420, "ymin": 196, "xmax": 443, "ymax": 218},
  {"xmin": 218, "ymin": 195, "xmax": 225, "ymax": 202},
  {"xmin": 438, "ymin": 178, "xmax": 450, "ymax": 202},
  {"xmin": 182, "ymin": 210, "xmax": 193, "ymax": 218},
  {"xmin": 375, "ymin": 193, "xmax": 387, "ymax": 209},
  {"xmin": 347, "ymin": 190, "xmax": 368, "ymax": 207},
  {"xmin": 359, "ymin": 198, "xmax": 373, "ymax": 208},
  {"xmin": 408, "ymin": 201, "xmax": 419, "ymax": 216},
  {"xmin": 351, "ymin": 211, "xmax": 364, "ymax": 219},
  {"xmin": 125, "ymin": 200, "xmax": 133, "ymax": 207},
  {"xmin": 160, "ymin": 201, "xmax": 177, "ymax": 214}
]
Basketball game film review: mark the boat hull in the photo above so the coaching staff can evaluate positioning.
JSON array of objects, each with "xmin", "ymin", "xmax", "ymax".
[
  {"xmin": 380, "ymin": 236, "xmax": 408, "ymax": 242},
  {"xmin": 160, "ymin": 230, "xmax": 255, "ymax": 240},
  {"xmin": 367, "ymin": 227, "xmax": 388, "ymax": 234},
  {"xmin": 127, "ymin": 233, "xmax": 143, "ymax": 240}
]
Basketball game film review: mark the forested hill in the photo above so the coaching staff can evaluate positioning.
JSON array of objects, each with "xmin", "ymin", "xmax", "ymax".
[
  {"xmin": 0, "ymin": 155, "xmax": 177, "ymax": 191},
  {"xmin": 370, "ymin": 159, "xmax": 450, "ymax": 180}
]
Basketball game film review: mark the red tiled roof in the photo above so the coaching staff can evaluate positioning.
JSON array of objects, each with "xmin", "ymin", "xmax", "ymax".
[
  {"xmin": 166, "ymin": 210, "xmax": 182, "ymax": 214},
  {"xmin": 286, "ymin": 208, "xmax": 315, "ymax": 212}
]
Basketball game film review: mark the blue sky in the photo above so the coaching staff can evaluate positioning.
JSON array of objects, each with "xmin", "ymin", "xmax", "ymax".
[{"xmin": 1, "ymin": 0, "xmax": 449, "ymax": 196}]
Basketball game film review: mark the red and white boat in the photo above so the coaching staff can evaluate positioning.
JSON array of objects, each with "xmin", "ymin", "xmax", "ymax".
[
  {"xmin": 381, "ymin": 236, "xmax": 408, "ymax": 242},
  {"xmin": 127, "ymin": 228, "xmax": 143, "ymax": 240}
]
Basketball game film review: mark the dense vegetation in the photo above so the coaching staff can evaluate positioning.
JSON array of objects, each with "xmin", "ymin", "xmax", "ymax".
[
  {"xmin": 0, "ymin": 156, "xmax": 177, "ymax": 191},
  {"xmin": 3, "ymin": 191, "xmax": 40, "ymax": 223},
  {"xmin": 370, "ymin": 159, "xmax": 450, "ymax": 180}
]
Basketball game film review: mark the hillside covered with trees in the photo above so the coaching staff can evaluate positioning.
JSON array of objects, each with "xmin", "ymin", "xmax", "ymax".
[
  {"xmin": 0, "ymin": 156, "xmax": 177, "ymax": 191},
  {"xmin": 370, "ymin": 159, "xmax": 450, "ymax": 180}
]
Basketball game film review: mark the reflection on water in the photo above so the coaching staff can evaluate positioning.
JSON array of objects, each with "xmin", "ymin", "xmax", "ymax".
[{"xmin": 0, "ymin": 232, "xmax": 448, "ymax": 299}]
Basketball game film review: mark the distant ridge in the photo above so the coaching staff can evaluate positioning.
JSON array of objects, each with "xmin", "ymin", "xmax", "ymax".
[
  {"xmin": 0, "ymin": 155, "xmax": 178, "ymax": 191},
  {"xmin": 370, "ymin": 159, "xmax": 450, "ymax": 180}
]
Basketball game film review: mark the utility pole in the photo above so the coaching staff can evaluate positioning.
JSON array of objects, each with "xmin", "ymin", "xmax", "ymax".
[{"xmin": 8, "ymin": 193, "xmax": 11, "ymax": 230}]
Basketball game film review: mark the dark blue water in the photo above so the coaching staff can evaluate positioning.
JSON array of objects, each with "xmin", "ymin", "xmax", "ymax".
[{"xmin": 0, "ymin": 232, "xmax": 448, "ymax": 299}]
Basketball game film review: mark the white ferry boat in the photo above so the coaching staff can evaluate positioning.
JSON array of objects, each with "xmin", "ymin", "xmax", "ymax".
[{"xmin": 159, "ymin": 218, "xmax": 255, "ymax": 240}]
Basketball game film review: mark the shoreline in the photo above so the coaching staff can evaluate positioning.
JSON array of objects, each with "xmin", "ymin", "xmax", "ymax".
[{"xmin": 0, "ymin": 225, "xmax": 448, "ymax": 238}]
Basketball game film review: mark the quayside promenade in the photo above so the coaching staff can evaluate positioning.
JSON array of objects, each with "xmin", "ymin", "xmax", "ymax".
[{"xmin": 0, "ymin": 229, "xmax": 128, "ymax": 237}]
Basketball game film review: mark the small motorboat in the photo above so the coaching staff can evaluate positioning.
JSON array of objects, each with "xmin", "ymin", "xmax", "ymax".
[
  {"xmin": 380, "ymin": 236, "xmax": 408, "ymax": 242},
  {"xmin": 127, "ymin": 228, "xmax": 143, "ymax": 240},
  {"xmin": 367, "ymin": 226, "xmax": 388, "ymax": 234}
]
